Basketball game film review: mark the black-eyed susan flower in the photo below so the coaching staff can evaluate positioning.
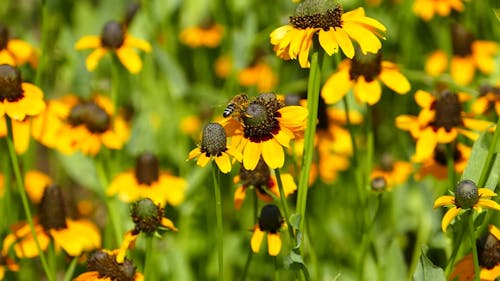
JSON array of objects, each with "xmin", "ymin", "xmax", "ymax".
[
  {"xmin": 233, "ymin": 158, "xmax": 297, "ymax": 210},
  {"xmin": 75, "ymin": 20, "xmax": 152, "ymax": 74},
  {"xmin": 225, "ymin": 93, "xmax": 307, "ymax": 170},
  {"xmin": 415, "ymin": 143, "xmax": 470, "ymax": 180},
  {"xmin": 412, "ymin": 0, "xmax": 464, "ymax": 21},
  {"xmin": 433, "ymin": 180, "xmax": 500, "ymax": 232},
  {"xmin": 370, "ymin": 153, "xmax": 412, "ymax": 190},
  {"xmin": 0, "ymin": 25, "xmax": 37, "ymax": 67},
  {"xmin": 472, "ymin": 83, "xmax": 500, "ymax": 116},
  {"xmin": 107, "ymin": 152, "xmax": 187, "ymax": 206},
  {"xmin": 2, "ymin": 181, "xmax": 101, "ymax": 258},
  {"xmin": 449, "ymin": 225, "xmax": 500, "ymax": 281},
  {"xmin": 32, "ymin": 94, "xmax": 130, "ymax": 155},
  {"xmin": 321, "ymin": 52, "xmax": 410, "ymax": 105},
  {"xmin": 179, "ymin": 22, "xmax": 224, "ymax": 48},
  {"xmin": 0, "ymin": 64, "xmax": 45, "ymax": 120},
  {"xmin": 188, "ymin": 122, "xmax": 242, "ymax": 173},
  {"xmin": 251, "ymin": 204, "xmax": 284, "ymax": 256},
  {"xmin": 238, "ymin": 60, "xmax": 278, "ymax": 92},
  {"xmin": 0, "ymin": 116, "xmax": 31, "ymax": 154},
  {"xmin": 0, "ymin": 253, "xmax": 18, "ymax": 280},
  {"xmin": 396, "ymin": 90, "xmax": 494, "ymax": 162},
  {"xmin": 74, "ymin": 250, "xmax": 144, "ymax": 281},
  {"xmin": 270, "ymin": 2, "xmax": 386, "ymax": 68}
]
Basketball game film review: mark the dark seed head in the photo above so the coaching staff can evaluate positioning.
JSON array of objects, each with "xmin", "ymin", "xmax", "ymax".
[
  {"xmin": 135, "ymin": 152, "xmax": 159, "ymax": 185},
  {"xmin": 451, "ymin": 24, "xmax": 474, "ymax": 57},
  {"xmin": 258, "ymin": 204, "xmax": 283, "ymax": 233},
  {"xmin": 243, "ymin": 93, "xmax": 283, "ymax": 143},
  {"xmin": 0, "ymin": 25, "xmax": 9, "ymax": 50},
  {"xmin": 455, "ymin": 180, "xmax": 479, "ymax": 209},
  {"xmin": 130, "ymin": 198, "xmax": 163, "ymax": 234},
  {"xmin": 87, "ymin": 250, "xmax": 136, "ymax": 281},
  {"xmin": 290, "ymin": 2, "xmax": 343, "ymax": 30},
  {"xmin": 432, "ymin": 91, "xmax": 463, "ymax": 131},
  {"xmin": 67, "ymin": 102, "xmax": 111, "ymax": 133},
  {"xmin": 200, "ymin": 122, "xmax": 227, "ymax": 157},
  {"xmin": 0, "ymin": 64, "xmax": 24, "ymax": 102},
  {"xmin": 101, "ymin": 21, "xmax": 126, "ymax": 49},
  {"xmin": 477, "ymin": 226, "xmax": 500, "ymax": 269},
  {"xmin": 239, "ymin": 158, "xmax": 272, "ymax": 189},
  {"xmin": 349, "ymin": 52, "xmax": 382, "ymax": 82},
  {"xmin": 39, "ymin": 184, "xmax": 68, "ymax": 231}
]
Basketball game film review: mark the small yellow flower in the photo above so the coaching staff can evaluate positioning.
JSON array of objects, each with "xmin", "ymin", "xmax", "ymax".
[
  {"xmin": 414, "ymin": 143, "xmax": 470, "ymax": 180},
  {"xmin": 0, "ymin": 25, "xmax": 37, "ymax": 67},
  {"xmin": 75, "ymin": 21, "xmax": 152, "ymax": 74},
  {"xmin": 370, "ymin": 153, "xmax": 412, "ymax": 190},
  {"xmin": 472, "ymin": 83, "xmax": 500, "ymax": 116},
  {"xmin": 238, "ymin": 60, "xmax": 278, "ymax": 92},
  {"xmin": 270, "ymin": 3, "xmax": 386, "ymax": 68},
  {"xmin": 251, "ymin": 204, "xmax": 284, "ymax": 256},
  {"xmin": 434, "ymin": 180, "xmax": 500, "ymax": 232},
  {"xmin": 179, "ymin": 23, "xmax": 224, "ymax": 48},
  {"xmin": 412, "ymin": 0, "xmax": 464, "ymax": 21}
]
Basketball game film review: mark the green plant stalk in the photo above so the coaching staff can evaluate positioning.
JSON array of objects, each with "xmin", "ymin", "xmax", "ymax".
[
  {"xmin": 35, "ymin": 0, "xmax": 49, "ymax": 89},
  {"xmin": 297, "ymin": 50, "xmax": 322, "ymax": 238},
  {"xmin": 468, "ymin": 213, "xmax": 480, "ymax": 281},
  {"xmin": 445, "ymin": 143, "xmax": 456, "ymax": 187},
  {"xmin": 63, "ymin": 257, "xmax": 78, "ymax": 281},
  {"xmin": 211, "ymin": 162, "xmax": 224, "ymax": 280},
  {"xmin": 274, "ymin": 256, "xmax": 280, "ymax": 281},
  {"xmin": 5, "ymin": 119, "xmax": 54, "ymax": 281},
  {"xmin": 445, "ymin": 222, "xmax": 466, "ymax": 276},
  {"xmin": 143, "ymin": 235, "xmax": 154, "ymax": 281},
  {"xmin": 274, "ymin": 168, "xmax": 295, "ymax": 243},
  {"xmin": 239, "ymin": 192, "xmax": 258, "ymax": 281},
  {"xmin": 342, "ymin": 96, "xmax": 358, "ymax": 167},
  {"xmin": 478, "ymin": 117, "xmax": 500, "ymax": 188}
]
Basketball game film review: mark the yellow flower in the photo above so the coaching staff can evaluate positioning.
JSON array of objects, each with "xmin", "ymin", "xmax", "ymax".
[
  {"xmin": 74, "ymin": 249, "xmax": 144, "ymax": 281},
  {"xmin": 270, "ymin": 3, "xmax": 386, "ymax": 68},
  {"xmin": 472, "ymin": 83, "xmax": 500, "ymax": 116},
  {"xmin": 434, "ymin": 180, "xmax": 500, "ymax": 232},
  {"xmin": 370, "ymin": 153, "xmax": 412, "ymax": 190},
  {"xmin": 415, "ymin": 143, "xmax": 470, "ymax": 181},
  {"xmin": 396, "ymin": 90, "xmax": 494, "ymax": 162},
  {"xmin": 425, "ymin": 50, "xmax": 448, "ymax": 77},
  {"xmin": 107, "ymin": 153, "xmax": 187, "ymax": 206},
  {"xmin": 0, "ymin": 25, "xmax": 37, "ymax": 67},
  {"xmin": 238, "ymin": 60, "xmax": 278, "ymax": 92},
  {"xmin": 412, "ymin": 0, "xmax": 464, "ymax": 21},
  {"xmin": 214, "ymin": 54, "xmax": 232, "ymax": 78},
  {"xmin": 322, "ymin": 54, "xmax": 411, "ymax": 105},
  {"xmin": 251, "ymin": 204, "xmax": 284, "ymax": 256},
  {"xmin": 75, "ymin": 21, "xmax": 152, "ymax": 74},
  {"xmin": 0, "ymin": 116, "xmax": 31, "ymax": 154},
  {"xmin": 179, "ymin": 23, "xmax": 224, "ymax": 48},
  {"xmin": 32, "ymin": 94, "xmax": 130, "ymax": 155},
  {"xmin": 0, "ymin": 64, "xmax": 45, "ymax": 120}
]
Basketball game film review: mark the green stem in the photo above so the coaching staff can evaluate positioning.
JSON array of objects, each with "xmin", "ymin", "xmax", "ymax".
[
  {"xmin": 477, "ymin": 117, "xmax": 500, "ymax": 188},
  {"xmin": 63, "ymin": 257, "xmax": 78, "ymax": 281},
  {"xmin": 240, "ymin": 192, "xmax": 258, "ymax": 281},
  {"xmin": 468, "ymin": 213, "xmax": 481, "ymax": 281},
  {"xmin": 274, "ymin": 256, "xmax": 280, "ymax": 281},
  {"xmin": 444, "ymin": 223, "xmax": 466, "ymax": 276},
  {"xmin": 365, "ymin": 105, "xmax": 374, "ymax": 191},
  {"xmin": 297, "ymin": 50, "xmax": 322, "ymax": 239},
  {"xmin": 212, "ymin": 163, "xmax": 224, "ymax": 280},
  {"xmin": 35, "ymin": 0, "xmax": 49, "ymax": 89},
  {"xmin": 445, "ymin": 143, "xmax": 456, "ymax": 187},
  {"xmin": 274, "ymin": 168, "xmax": 295, "ymax": 243},
  {"xmin": 5, "ymin": 118, "xmax": 54, "ymax": 281},
  {"xmin": 343, "ymin": 96, "xmax": 358, "ymax": 167},
  {"xmin": 144, "ymin": 235, "xmax": 154, "ymax": 281}
]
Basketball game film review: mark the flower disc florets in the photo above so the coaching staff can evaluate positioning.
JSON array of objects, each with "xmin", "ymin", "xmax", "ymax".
[
  {"xmin": 349, "ymin": 52, "xmax": 382, "ymax": 82},
  {"xmin": 101, "ymin": 21, "xmax": 126, "ymax": 49},
  {"xmin": 455, "ymin": 180, "xmax": 479, "ymax": 209},
  {"xmin": 290, "ymin": 2, "xmax": 342, "ymax": 30},
  {"xmin": 130, "ymin": 198, "xmax": 163, "ymax": 234},
  {"xmin": 87, "ymin": 250, "xmax": 136, "ymax": 281},
  {"xmin": 258, "ymin": 204, "xmax": 283, "ymax": 233},
  {"xmin": 0, "ymin": 64, "xmax": 23, "ymax": 102},
  {"xmin": 67, "ymin": 102, "xmax": 111, "ymax": 133},
  {"xmin": 477, "ymin": 228, "xmax": 500, "ymax": 269},
  {"xmin": 243, "ymin": 93, "xmax": 283, "ymax": 143},
  {"xmin": 431, "ymin": 91, "xmax": 463, "ymax": 131},
  {"xmin": 200, "ymin": 122, "xmax": 227, "ymax": 157},
  {"xmin": 135, "ymin": 152, "xmax": 159, "ymax": 185},
  {"xmin": 39, "ymin": 184, "xmax": 68, "ymax": 231},
  {"xmin": 451, "ymin": 24, "xmax": 474, "ymax": 57},
  {"xmin": 239, "ymin": 158, "xmax": 272, "ymax": 189}
]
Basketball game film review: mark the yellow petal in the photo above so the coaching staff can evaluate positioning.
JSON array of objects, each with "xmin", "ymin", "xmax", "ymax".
[
  {"xmin": 415, "ymin": 90, "xmax": 435, "ymax": 108},
  {"xmin": 250, "ymin": 227, "xmax": 265, "ymax": 253},
  {"xmin": 442, "ymin": 206, "xmax": 461, "ymax": 232},
  {"xmin": 188, "ymin": 147, "xmax": 202, "ymax": 160},
  {"xmin": 161, "ymin": 217, "xmax": 178, "ymax": 231},
  {"xmin": 425, "ymin": 50, "xmax": 448, "ymax": 77},
  {"xmin": 214, "ymin": 153, "xmax": 232, "ymax": 173},
  {"xmin": 318, "ymin": 28, "xmax": 339, "ymax": 56},
  {"xmin": 116, "ymin": 47, "xmax": 142, "ymax": 74},
  {"xmin": 379, "ymin": 63, "xmax": 411, "ymax": 94},
  {"xmin": 433, "ymin": 195, "xmax": 455, "ymax": 208},
  {"xmin": 435, "ymin": 127, "xmax": 457, "ymax": 143},
  {"xmin": 124, "ymin": 36, "xmax": 152, "ymax": 52},
  {"xmin": 342, "ymin": 23, "xmax": 382, "ymax": 55},
  {"xmin": 74, "ymin": 35, "xmax": 101, "ymax": 50},
  {"xmin": 7, "ymin": 39, "xmax": 35, "ymax": 65},
  {"xmin": 354, "ymin": 77, "xmax": 381, "ymax": 105},
  {"xmin": 463, "ymin": 118, "xmax": 494, "ymax": 131},
  {"xmin": 85, "ymin": 48, "xmax": 107, "ymax": 71},
  {"xmin": 25, "ymin": 170, "xmax": 52, "ymax": 204},
  {"xmin": 243, "ymin": 141, "xmax": 262, "ymax": 170},
  {"xmin": 196, "ymin": 154, "xmax": 211, "ymax": 167},
  {"xmin": 450, "ymin": 56, "xmax": 474, "ymax": 86},
  {"xmin": 321, "ymin": 67, "xmax": 353, "ymax": 104},
  {"xmin": 478, "ymin": 188, "xmax": 497, "ymax": 197},
  {"xmin": 477, "ymin": 198, "xmax": 500, "ymax": 211},
  {"xmin": 333, "ymin": 28, "xmax": 354, "ymax": 58},
  {"xmin": 262, "ymin": 139, "xmax": 284, "ymax": 169},
  {"xmin": 413, "ymin": 128, "xmax": 437, "ymax": 162},
  {"xmin": 267, "ymin": 233, "xmax": 282, "ymax": 256},
  {"xmin": 12, "ymin": 119, "xmax": 31, "ymax": 154},
  {"xmin": 234, "ymin": 186, "xmax": 247, "ymax": 210},
  {"xmin": 50, "ymin": 219, "xmax": 101, "ymax": 256}
]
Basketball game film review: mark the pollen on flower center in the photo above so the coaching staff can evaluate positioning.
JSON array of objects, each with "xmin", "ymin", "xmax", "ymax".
[
  {"xmin": 258, "ymin": 204, "xmax": 283, "ymax": 233},
  {"xmin": 243, "ymin": 93, "xmax": 283, "ymax": 143},
  {"xmin": 455, "ymin": 180, "xmax": 479, "ymax": 209},
  {"xmin": 349, "ymin": 52, "xmax": 382, "ymax": 82},
  {"xmin": 0, "ymin": 64, "xmax": 24, "ymax": 102},
  {"xmin": 39, "ymin": 184, "xmax": 68, "ymax": 231},
  {"xmin": 290, "ymin": 3, "xmax": 343, "ymax": 30},
  {"xmin": 67, "ymin": 102, "xmax": 111, "ymax": 133},
  {"xmin": 431, "ymin": 91, "xmax": 463, "ymax": 131},
  {"xmin": 101, "ymin": 21, "xmax": 126, "ymax": 49},
  {"xmin": 87, "ymin": 250, "xmax": 136, "ymax": 281},
  {"xmin": 451, "ymin": 24, "xmax": 474, "ymax": 57},
  {"xmin": 200, "ymin": 122, "xmax": 227, "ymax": 157},
  {"xmin": 135, "ymin": 153, "xmax": 160, "ymax": 185}
]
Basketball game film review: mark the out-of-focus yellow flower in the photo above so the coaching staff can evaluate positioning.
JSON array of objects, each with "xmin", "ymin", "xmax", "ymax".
[
  {"xmin": 238, "ymin": 60, "xmax": 278, "ymax": 92},
  {"xmin": 412, "ymin": 0, "xmax": 464, "ymax": 21},
  {"xmin": 179, "ymin": 23, "xmax": 224, "ymax": 48}
]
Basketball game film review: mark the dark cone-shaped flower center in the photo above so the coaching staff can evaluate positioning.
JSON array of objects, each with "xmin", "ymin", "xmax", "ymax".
[
  {"xmin": 239, "ymin": 158, "xmax": 272, "ymax": 189},
  {"xmin": 258, "ymin": 204, "xmax": 283, "ymax": 233},
  {"xmin": 433, "ymin": 143, "xmax": 461, "ymax": 166},
  {"xmin": 101, "ymin": 21, "xmax": 126, "ymax": 49},
  {"xmin": 243, "ymin": 93, "xmax": 282, "ymax": 143},
  {"xmin": 200, "ymin": 122, "xmax": 227, "ymax": 157},
  {"xmin": 431, "ymin": 91, "xmax": 463, "ymax": 132},
  {"xmin": 455, "ymin": 179, "xmax": 479, "ymax": 209},
  {"xmin": 130, "ymin": 198, "xmax": 163, "ymax": 234},
  {"xmin": 349, "ymin": 52, "xmax": 382, "ymax": 82},
  {"xmin": 477, "ymin": 228, "xmax": 500, "ymax": 269},
  {"xmin": 135, "ymin": 152, "xmax": 159, "ymax": 185},
  {"xmin": 290, "ymin": 3, "xmax": 343, "ymax": 30},
  {"xmin": 87, "ymin": 250, "xmax": 136, "ymax": 281},
  {"xmin": 67, "ymin": 102, "xmax": 111, "ymax": 133},
  {"xmin": 39, "ymin": 184, "xmax": 68, "ymax": 231},
  {"xmin": 0, "ymin": 64, "xmax": 24, "ymax": 102},
  {"xmin": 371, "ymin": 176, "xmax": 387, "ymax": 191},
  {"xmin": 451, "ymin": 24, "xmax": 474, "ymax": 57},
  {"xmin": 0, "ymin": 25, "xmax": 9, "ymax": 50}
]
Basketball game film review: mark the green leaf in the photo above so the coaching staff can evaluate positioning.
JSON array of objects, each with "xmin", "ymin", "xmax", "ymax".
[
  {"xmin": 413, "ymin": 249, "xmax": 446, "ymax": 281},
  {"xmin": 461, "ymin": 131, "xmax": 500, "ymax": 189}
]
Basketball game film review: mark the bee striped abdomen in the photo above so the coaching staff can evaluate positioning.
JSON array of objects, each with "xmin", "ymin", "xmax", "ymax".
[{"xmin": 223, "ymin": 103, "xmax": 236, "ymax": 117}]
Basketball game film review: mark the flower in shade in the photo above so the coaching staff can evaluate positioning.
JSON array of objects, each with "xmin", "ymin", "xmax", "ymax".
[
  {"xmin": 321, "ymin": 52, "xmax": 411, "ymax": 105},
  {"xmin": 107, "ymin": 152, "xmax": 187, "ymax": 206},
  {"xmin": 0, "ymin": 253, "xmax": 18, "ymax": 280},
  {"xmin": 233, "ymin": 158, "xmax": 297, "ymax": 210},
  {"xmin": 270, "ymin": 2, "xmax": 386, "ymax": 68},
  {"xmin": 74, "ymin": 250, "xmax": 144, "ymax": 281},
  {"xmin": 395, "ymin": 90, "xmax": 494, "ymax": 162},
  {"xmin": 2, "ymin": 177, "xmax": 101, "ymax": 258},
  {"xmin": 32, "ymin": 94, "xmax": 130, "ymax": 155},
  {"xmin": 472, "ymin": 83, "xmax": 500, "ymax": 116},
  {"xmin": 433, "ymin": 180, "xmax": 500, "ymax": 232},
  {"xmin": 415, "ymin": 143, "xmax": 470, "ymax": 180},
  {"xmin": 75, "ymin": 20, "xmax": 152, "ymax": 74},
  {"xmin": 0, "ymin": 117, "xmax": 31, "ymax": 154},
  {"xmin": 412, "ymin": 0, "xmax": 464, "ymax": 21},
  {"xmin": 370, "ymin": 153, "xmax": 412, "ymax": 191},
  {"xmin": 0, "ymin": 25, "xmax": 37, "ymax": 67},
  {"xmin": 225, "ymin": 93, "xmax": 307, "ymax": 170},
  {"xmin": 238, "ymin": 59, "xmax": 278, "ymax": 92},
  {"xmin": 179, "ymin": 22, "xmax": 224, "ymax": 48},
  {"xmin": 251, "ymin": 204, "xmax": 284, "ymax": 256},
  {"xmin": 0, "ymin": 64, "xmax": 45, "ymax": 120},
  {"xmin": 449, "ymin": 225, "xmax": 500, "ymax": 281}
]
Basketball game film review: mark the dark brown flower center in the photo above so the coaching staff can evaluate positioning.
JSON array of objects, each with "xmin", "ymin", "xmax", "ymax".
[
  {"xmin": 455, "ymin": 179, "xmax": 478, "ymax": 209},
  {"xmin": 316, "ymin": 96, "xmax": 329, "ymax": 131},
  {"xmin": 67, "ymin": 102, "xmax": 111, "ymax": 133},
  {"xmin": 101, "ymin": 21, "xmax": 126, "ymax": 49},
  {"xmin": 135, "ymin": 152, "xmax": 159, "ymax": 185},
  {"xmin": 87, "ymin": 250, "xmax": 136, "ymax": 281},
  {"xmin": 200, "ymin": 122, "xmax": 227, "ymax": 157},
  {"xmin": 431, "ymin": 91, "xmax": 463, "ymax": 131},
  {"xmin": 258, "ymin": 204, "xmax": 283, "ymax": 233},
  {"xmin": 39, "ymin": 184, "xmax": 68, "ymax": 231},
  {"xmin": 349, "ymin": 52, "xmax": 382, "ymax": 82},
  {"xmin": 477, "ymin": 227, "xmax": 500, "ymax": 269},
  {"xmin": 451, "ymin": 24, "xmax": 474, "ymax": 57},
  {"xmin": 479, "ymin": 84, "xmax": 500, "ymax": 98},
  {"xmin": 433, "ymin": 143, "xmax": 461, "ymax": 166},
  {"xmin": 243, "ymin": 93, "xmax": 283, "ymax": 143},
  {"xmin": 130, "ymin": 198, "xmax": 163, "ymax": 234},
  {"xmin": 0, "ymin": 64, "xmax": 24, "ymax": 102},
  {"xmin": 0, "ymin": 25, "xmax": 9, "ymax": 50},
  {"xmin": 239, "ymin": 158, "xmax": 273, "ymax": 189},
  {"xmin": 290, "ymin": 4, "xmax": 343, "ymax": 30}
]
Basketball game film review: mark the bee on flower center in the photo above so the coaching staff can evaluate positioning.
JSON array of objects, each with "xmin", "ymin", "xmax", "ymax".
[{"xmin": 222, "ymin": 93, "xmax": 250, "ymax": 121}]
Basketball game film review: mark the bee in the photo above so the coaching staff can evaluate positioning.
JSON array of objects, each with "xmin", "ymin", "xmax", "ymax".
[{"xmin": 223, "ymin": 94, "xmax": 249, "ymax": 119}]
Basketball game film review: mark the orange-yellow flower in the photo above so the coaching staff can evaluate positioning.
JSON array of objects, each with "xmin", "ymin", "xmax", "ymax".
[
  {"xmin": 0, "ymin": 25, "xmax": 37, "ymax": 67},
  {"xmin": 472, "ymin": 83, "xmax": 500, "ymax": 116},
  {"xmin": 238, "ymin": 60, "xmax": 278, "ymax": 92},
  {"xmin": 370, "ymin": 153, "xmax": 412, "ymax": 190},
  {"xmin": 179, "ymin": 23, "xmax": 224, "ymax": 48},
  {"xmin": 414, "ymin": 143, "xmax": 470, "ymax": 180},
  {"xmin": 251, "ymin": 204, "xmax": 284, "ymax": 256},
  {"xmin": 412, "ymin": 0, "xmax": 464, "ymax": 21}
]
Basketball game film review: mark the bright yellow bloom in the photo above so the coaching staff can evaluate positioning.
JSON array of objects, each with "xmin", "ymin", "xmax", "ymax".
[
  {"xmin": 251, "ymin": 204, "xmax": 284, "ymax": 256},
  {"xmin": 370, "ymin": 154, "xmax": 412, "ymax": 190},
  {"xmin": 179, "ymin": 23, "xmax": 224, "ymax": 48},
  {"xmin": 0, "ymin": 25, "xmax": 37, "ymax": 67},
  {"xmin": 415, "ymin": 143, "xmax": 470, "ymax": 180},
  {"xmin": 75, "ymin": 21, "xmax": 151, "ymax": 74},
  {"xmin": 412, "ymin": 0, "xmax": 464, "ymax": 21},
  {"xmin": 322, "ymin": 55, "xmax": 410, "ymax": 105},
  {"xmin": 270, "ymin": 4, "xmax": 386, "ymax": 68}
]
